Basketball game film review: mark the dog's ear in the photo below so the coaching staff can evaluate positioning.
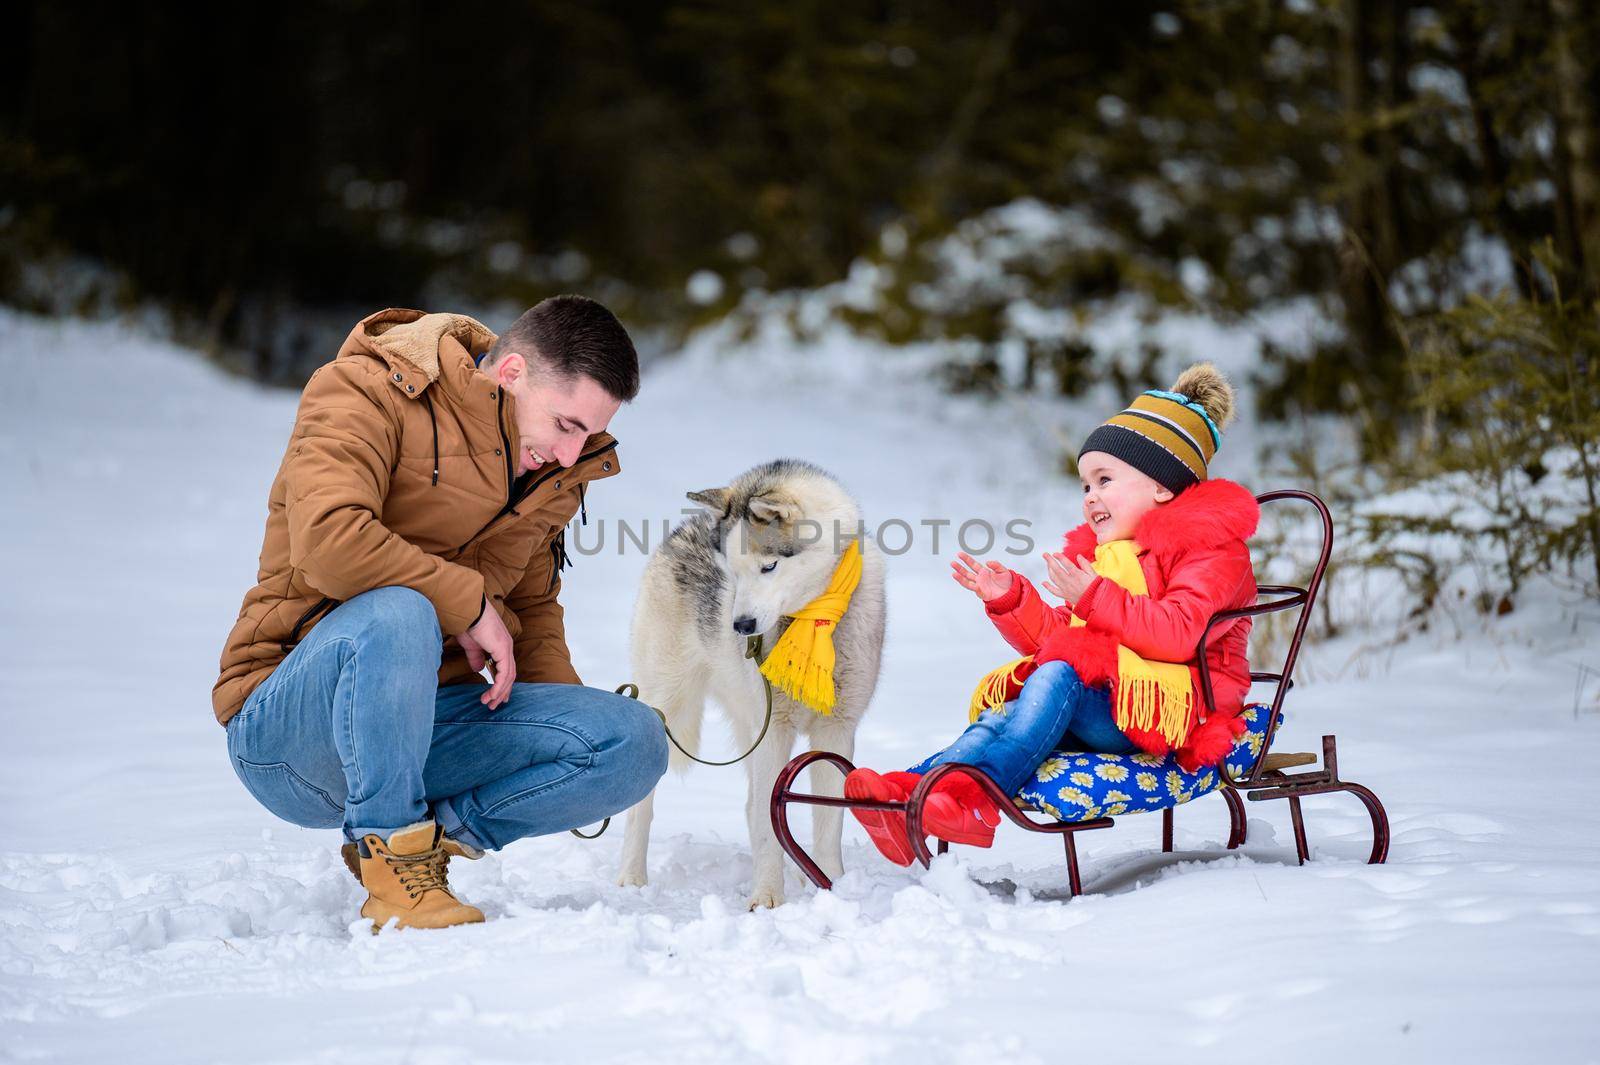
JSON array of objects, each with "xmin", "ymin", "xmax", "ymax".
[
  {"xmin": 686, "ymin": 487, "xmax": 732, "ymax": 515},
  {"xmin": 748, "ymin": 493, "xmax": 799, "ymax": 526}
]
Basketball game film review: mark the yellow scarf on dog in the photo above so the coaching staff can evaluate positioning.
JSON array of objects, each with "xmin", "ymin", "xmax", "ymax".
[
  {"xmin": 968, "ymin": 539, "xmax": 1194, "ymax": 746},
  {"xmin": 759, "ymin": 539, "xmax": 862, "ymax": 715}
]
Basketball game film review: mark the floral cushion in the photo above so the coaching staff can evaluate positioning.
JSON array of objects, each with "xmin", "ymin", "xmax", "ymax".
[{"xmin": 913, "ymin": 704, "xmax": 1277, "ymax": 823}]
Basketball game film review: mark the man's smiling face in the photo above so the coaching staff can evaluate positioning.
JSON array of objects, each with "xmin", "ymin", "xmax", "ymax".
[{"xmin": 492, "ymin": 352, "xmax": 622, "ymax": 472}]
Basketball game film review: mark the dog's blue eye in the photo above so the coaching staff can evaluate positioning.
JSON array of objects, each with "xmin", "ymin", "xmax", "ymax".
[{"xmin": 761, "ymin": 561, "xmax": 778, "ymax": 574}]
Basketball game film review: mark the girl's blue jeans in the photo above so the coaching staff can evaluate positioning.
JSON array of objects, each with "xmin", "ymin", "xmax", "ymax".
[
  {"xmin": 224, "ymin": 586, "xmax": 668, "ymax": 851},
  {"xmin": 924, "ymin": 660, "xmax": 1135, "ymax": 796}
]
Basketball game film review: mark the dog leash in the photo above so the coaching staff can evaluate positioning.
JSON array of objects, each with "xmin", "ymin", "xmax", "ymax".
[{"xmin": 568, "ymin": 634, "xmax": 777, "ymax": 840}]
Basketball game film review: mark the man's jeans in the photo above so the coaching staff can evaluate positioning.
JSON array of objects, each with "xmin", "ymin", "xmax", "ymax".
[
  {"xmin": 923, "ymin": 660, "xmax": 1135, "ymax": 797},
  {"xmin": 225, "ymin": 586, "xmax": 668, "ymax": 851}
]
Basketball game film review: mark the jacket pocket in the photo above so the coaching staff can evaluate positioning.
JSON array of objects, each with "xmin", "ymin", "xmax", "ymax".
[
  {"xmin": 280, "ymin": 597, "xmax": 338, "ymax": 653},
  {"xmin": 230, "ymin": 756, "xmax": 344, "ymax": 829}
]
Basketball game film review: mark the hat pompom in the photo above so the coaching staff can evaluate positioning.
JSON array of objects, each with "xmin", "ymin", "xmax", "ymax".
[{"xmin": 1171, "ymin": 362, "xmax": 1235, "ymax": 431}]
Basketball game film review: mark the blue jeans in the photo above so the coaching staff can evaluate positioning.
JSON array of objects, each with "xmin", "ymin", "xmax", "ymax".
[
  {"xmin": 224, "ymin": 586, "xmax": 668, "ymax": 850},
  {"xmin": 923, "ymin": 660, "xmax": 1135, "ymax": 796}
]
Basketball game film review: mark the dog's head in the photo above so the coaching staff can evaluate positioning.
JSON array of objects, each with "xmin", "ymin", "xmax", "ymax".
[{"xmin": 687, "ymin": 460, "xmax": 863, "ymax": 638}]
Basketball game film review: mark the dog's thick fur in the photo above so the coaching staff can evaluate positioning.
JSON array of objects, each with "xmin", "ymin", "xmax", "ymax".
[{"xmin": 617, "ymin": 460, "xmax": 886, "ymax": 908}]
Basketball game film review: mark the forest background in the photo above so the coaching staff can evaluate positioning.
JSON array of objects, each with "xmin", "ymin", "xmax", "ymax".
[{"xmin": 4, "ymin": 0, "xmax": 1597, "ymax": 619}]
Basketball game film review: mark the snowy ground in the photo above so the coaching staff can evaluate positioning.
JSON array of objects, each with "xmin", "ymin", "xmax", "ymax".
[{"xmin": 2, "ymin": 308, "xmax": 1597, "ymax": 1064}]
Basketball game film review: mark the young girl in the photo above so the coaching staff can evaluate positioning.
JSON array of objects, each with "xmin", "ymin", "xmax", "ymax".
[{"xmin": 846, "ymin": 363, "xmax": 1260, "ymax": 865}]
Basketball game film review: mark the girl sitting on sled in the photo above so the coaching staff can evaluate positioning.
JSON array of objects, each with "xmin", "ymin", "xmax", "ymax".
[{"xmin": 846, "ymin": 362, "xmax": 1260, "ymax": 863}]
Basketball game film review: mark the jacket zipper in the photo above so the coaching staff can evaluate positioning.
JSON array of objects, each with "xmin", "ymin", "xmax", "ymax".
[
  {"xmin": 496, "ymin": 391, "xmax": 515, "ymax": 505},
  {"xmin": 547, "ymin": 530, "xmax": 570, "ymax": 595},
  {"xmin": 520, "ymin": 439, "xmax": 617, "ymax": 509},
  {"xmin": 281, "ymin": 596, "xmax": 338, "ymax": 652},
  {"xmin": 452, "ymin": 439, "xmax": 619, "ymax": 554},
  {"xmin": 528, "ymin": 444, "xmax": 611, "ymax": 592}
]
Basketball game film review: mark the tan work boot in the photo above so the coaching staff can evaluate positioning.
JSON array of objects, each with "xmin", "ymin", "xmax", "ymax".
[
  {"xmin": 342, "ymin": 833, "xmax": 481, "ymax": 884},
  {"xmin": 356, "ymin": 821, "xmax": 485, "ymax": 932}
]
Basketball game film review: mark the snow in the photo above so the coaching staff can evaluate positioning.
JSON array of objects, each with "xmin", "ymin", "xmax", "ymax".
[{"xmin": 2, "ymin": 307, "xmax": 1597, "ymax": 1063}]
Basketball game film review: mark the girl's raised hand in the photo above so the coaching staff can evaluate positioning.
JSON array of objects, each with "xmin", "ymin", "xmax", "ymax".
[
  {"xmin": 951, "ymin": 551, "xmax": 1015, "ymax": 602},
  {"xmin": 1041, "ymin": 551, "xmax": 1098, "ymax": 606}
]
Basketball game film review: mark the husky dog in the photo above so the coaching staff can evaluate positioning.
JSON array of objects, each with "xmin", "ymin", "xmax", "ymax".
[{"xmin": 617, "ymin": 460, "xmax": 887, "ymax": 908}]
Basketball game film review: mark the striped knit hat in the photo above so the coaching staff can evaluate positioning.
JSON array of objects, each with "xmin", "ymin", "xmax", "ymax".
[{"xmin": 1078, "ymin": 363, "xmax": 1236, "ymax": 493}]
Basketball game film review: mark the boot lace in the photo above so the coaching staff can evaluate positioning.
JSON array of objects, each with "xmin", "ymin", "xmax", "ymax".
[{"xmin": 384, "ymin": 849, "xmax": 452, "ymax": 900}]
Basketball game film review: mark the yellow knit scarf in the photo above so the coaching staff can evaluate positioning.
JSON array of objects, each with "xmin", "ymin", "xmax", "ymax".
[
  {"xmin": 758, "ymin": 539, "xmax": 863, "ymax": 715},
  {"xmin": 968, "ymin": 539, "xmax": 1194, "ymax": 746}
]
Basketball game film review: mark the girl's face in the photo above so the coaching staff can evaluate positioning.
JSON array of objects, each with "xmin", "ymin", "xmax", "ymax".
[{"xmin": 1078, "ymin": 451, "xmax": 1174, "ymax": 543}]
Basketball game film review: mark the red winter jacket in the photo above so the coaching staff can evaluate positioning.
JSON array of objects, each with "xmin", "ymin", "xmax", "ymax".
[{"xmin": 982, "ymin": 479, "xmax": 1260, "ymax": 770}]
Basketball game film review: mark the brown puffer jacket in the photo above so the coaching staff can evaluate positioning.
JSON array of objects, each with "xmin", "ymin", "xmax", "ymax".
[{"xmin": 212, "ymin": 308, "xmax": 621, "ymax": 725}]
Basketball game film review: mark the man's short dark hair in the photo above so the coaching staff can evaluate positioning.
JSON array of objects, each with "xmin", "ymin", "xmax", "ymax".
[{"xmin": 487, "ymin": 295, "xmax": 640, "ymax": 402}]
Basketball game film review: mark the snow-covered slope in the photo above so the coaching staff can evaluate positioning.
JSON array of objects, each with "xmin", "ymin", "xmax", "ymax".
[{"xmin": 1, "ymin": 309, "xmax": 1596, "ymax": 1064}]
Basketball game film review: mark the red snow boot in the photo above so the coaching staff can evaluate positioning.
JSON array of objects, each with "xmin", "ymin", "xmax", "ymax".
[
  {"xmin": 845, "ymin": 769, "xmax": 922, "ymax": 866},
  {"xmin": 922, "ymin": 773, "xmax": 1002, "ymax": 848}
]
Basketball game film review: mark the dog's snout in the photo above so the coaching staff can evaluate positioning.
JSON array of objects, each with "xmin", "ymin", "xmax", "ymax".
[{"xmin": 732, "ymin": 616, "xmax": 758, "ymax": 636}]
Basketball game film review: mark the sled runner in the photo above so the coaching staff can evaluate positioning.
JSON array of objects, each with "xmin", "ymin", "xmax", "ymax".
[{"xmin": 771, "ymin": 489, "xmax": 1390, "ymax": 897}]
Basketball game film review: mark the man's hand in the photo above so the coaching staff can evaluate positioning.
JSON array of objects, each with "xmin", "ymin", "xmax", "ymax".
[
  {"xmin": 1042, "ymin": 551, "xmax": 1098, "ymax": 607},
  {"xmin": 950, "ymin": 551, "xmax": 1016, "ymax": 603},
  {"xmin": 457, "ymin": 598, "xmax": 516, "ymax": 710}
]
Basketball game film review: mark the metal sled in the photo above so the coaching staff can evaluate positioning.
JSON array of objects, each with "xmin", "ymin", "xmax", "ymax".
[{"xmin": 770, "ymin": 489, "xmax": 1390, "ymax": 898}]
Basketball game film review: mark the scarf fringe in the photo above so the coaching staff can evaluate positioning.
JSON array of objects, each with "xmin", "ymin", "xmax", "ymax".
[
  {"xmin": 1110, "ymin": 658, "xmax": 1194, "ymax": 747},
  {"xmin": 968, "ymin": 655, "xmax": 1031, "ymax": 722},
  {"xmin": 757, "ymin": 539, "xmax": 863, "ymax": 715},
  {"xmin": 762, "ymin": 648, "xmax": 839, "ymax": 713}
]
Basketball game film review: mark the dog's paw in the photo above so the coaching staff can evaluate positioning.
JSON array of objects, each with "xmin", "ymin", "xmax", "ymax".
[
  {"xmin": 746, "ymin": 886, "xmax": 785, "ymax": 910},
  {"xmin": 616, "ymin": 868, "xmax": 649, "ymax": 889}
]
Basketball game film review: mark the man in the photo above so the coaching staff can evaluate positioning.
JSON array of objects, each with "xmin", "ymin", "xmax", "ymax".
[{"xmin": 213, "ymin": 297, "xmax": 667, "ymax": 932}]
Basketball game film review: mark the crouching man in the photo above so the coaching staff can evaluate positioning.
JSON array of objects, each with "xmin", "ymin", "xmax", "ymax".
[{"xmin": 212, "ymin": 297, "xmax": 667, "ymax": 932}]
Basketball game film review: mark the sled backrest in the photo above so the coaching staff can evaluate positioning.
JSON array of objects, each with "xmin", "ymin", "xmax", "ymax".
[{"xmin": 1195, "ymin": 489, "xmax": 1333, "ymax": 786}]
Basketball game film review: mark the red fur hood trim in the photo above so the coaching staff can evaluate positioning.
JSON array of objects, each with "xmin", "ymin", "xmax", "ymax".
[{"xmin": 1060, "ymin": 478, "xmax": 1258, "ymax": 561}]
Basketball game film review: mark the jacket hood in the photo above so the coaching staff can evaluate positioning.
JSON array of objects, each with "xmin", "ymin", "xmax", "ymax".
[
  {"xmin": 338, "ymin": 308, "xmax": 497, "ymax": 385},
  {"xmin": 1062, "ymin": 477, "xmax": 1258, "ymax": 560}
]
